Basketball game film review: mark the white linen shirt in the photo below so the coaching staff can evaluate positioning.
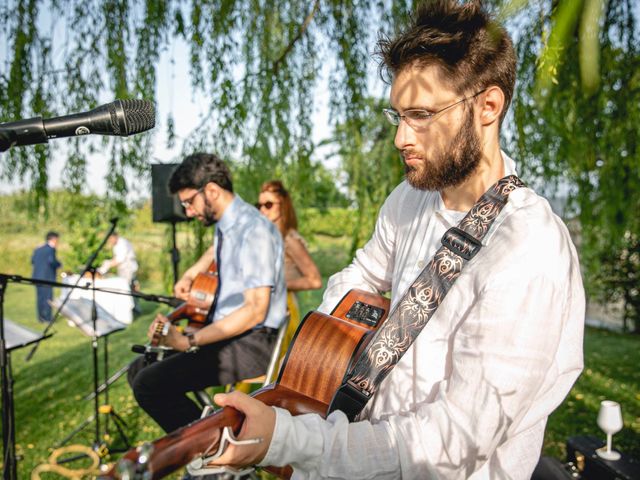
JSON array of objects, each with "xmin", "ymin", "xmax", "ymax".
[
  {"xmin": 261, "ymin": 155, "xmax": 585, "ymax": 479},
  {"xmin": 99, "ymin": 236, "xmax": 138, "ymax": 284}
]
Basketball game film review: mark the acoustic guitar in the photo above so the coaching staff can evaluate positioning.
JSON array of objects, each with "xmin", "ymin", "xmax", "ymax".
[
  {"xmin": 103, "ymin": 289, "xmax": 389, "ymax": 479},
  {"xmin": 135, "ymin": 261, "xmax": 218, "ymax": 363}
]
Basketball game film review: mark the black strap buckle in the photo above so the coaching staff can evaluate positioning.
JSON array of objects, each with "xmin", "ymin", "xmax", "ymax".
[
  {"xmin": 327, "ymin": 380, "xmax": 371, "ymax": 422},
  {"xmin": 441, "ymin": 227, "xmax": 482, "ymax": 261}
]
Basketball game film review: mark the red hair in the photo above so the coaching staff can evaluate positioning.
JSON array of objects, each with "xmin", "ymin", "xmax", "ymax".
[{"xmin": 260, "ymin": 180, "xmax": 298, "ymax": 236}]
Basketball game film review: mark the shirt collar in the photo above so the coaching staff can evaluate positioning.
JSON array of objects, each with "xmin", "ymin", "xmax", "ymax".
[
  {"xmin": 502, "ymin": 150, "xmax": 517, "ymax": 176},
  {"xmin": 216, "ymin": 194, "xmax": 242, "ymax": 234}
]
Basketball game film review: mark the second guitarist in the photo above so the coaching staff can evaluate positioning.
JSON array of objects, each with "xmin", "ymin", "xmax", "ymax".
[{"xmin": 127, "ymin": 152, "xmax": 287, "ymax": 433}]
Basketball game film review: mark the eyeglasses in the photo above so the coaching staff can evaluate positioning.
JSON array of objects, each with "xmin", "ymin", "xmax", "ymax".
[
  {"xmin": 382, "ymin": 90, "xmax": 486, "ymax": 129},
  {"xmin": 180, "ymin": 187, "xmax": 204, "ymax": 209},
  {"xmin": 255, "ymin": 201, "xmax": 280, "ymax": 210}
]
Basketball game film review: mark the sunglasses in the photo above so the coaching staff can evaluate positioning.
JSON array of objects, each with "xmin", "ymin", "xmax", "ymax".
[{"xmin": 255, "ymin": 201, "xmax": 280, "ymax": 210}]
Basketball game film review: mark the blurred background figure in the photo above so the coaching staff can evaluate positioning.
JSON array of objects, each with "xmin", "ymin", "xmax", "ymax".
[
  {"xmin": 258, "ymin": 180, "xmax": 322, "ymax": 349},
  {"xmin": 31, "ymin": 231, "xmax": 62, "ymax": 323},
  {"xmin": 98, "ymin": 231, "xmax": 140, "ymax": 313}
]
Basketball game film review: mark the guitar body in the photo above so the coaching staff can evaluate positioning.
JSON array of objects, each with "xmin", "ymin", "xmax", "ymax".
[
  {"xmin": 276, "ymin": 289, "xmax": 389, "ymax": 406},
  {"xmin": 172, "ymin": 261, "xmax": 219, "ymax": 329},
  {"xmin": 144, "ymin": 262, "xmax": 219, "ymax": 362},
  {"xmin": 105, "ymin": 289, "xmax": 390, "ymax": 479}
]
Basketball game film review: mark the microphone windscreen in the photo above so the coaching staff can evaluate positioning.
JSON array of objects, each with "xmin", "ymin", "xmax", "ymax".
[{"xmin": 119, "ymin": 99, "xmax": 155, "ymax": 135}]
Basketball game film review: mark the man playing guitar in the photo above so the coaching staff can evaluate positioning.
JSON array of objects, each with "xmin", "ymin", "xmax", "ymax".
[
  {"xmin": 201, "ymin": 2, "xmax": 585, "ymax": 479},
  {"xmin": 127, "ymin": 152, "xmax": 287, "ymax": 434}
]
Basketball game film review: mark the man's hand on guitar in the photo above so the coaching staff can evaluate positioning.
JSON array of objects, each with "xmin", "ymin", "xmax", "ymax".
[
  {"xmin": 148, "ymin": 314, "xmax": 190, "ymax": 351},
  {"xmin": 210, "ymin": 391, "xmax": 275, "ymax": 468},
  {"xmin": 147, "ymin": 314, "xmax": 167, "ymax": 340},
  {"xmin": 174, "ymin": 276, "xmax": 193, "ymax": 301}
]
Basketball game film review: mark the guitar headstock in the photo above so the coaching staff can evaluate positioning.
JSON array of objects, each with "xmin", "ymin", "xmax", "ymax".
[{"xmin": 99, "ymin": 443, "xmax": 154, "ymax": 480}]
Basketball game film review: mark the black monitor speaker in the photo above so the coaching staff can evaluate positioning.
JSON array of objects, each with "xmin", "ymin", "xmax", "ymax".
[{"xmin": 151, "ymin": 163, "xmax": 190, "ymax": 223}]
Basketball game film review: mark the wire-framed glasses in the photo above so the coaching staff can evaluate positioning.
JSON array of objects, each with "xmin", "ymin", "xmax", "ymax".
[
  {"xmin": 382, "ymin": 90, "xmax": 486, "ymax": 129},
  {"xmin": 180, "ymin": 187, "xmax": 205, "ymax": 209}
]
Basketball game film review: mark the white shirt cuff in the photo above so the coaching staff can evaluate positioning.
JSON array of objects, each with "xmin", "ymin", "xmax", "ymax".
[{"xmin": 259, "ymin": 407, "xmax": 324, "ymax": 470}]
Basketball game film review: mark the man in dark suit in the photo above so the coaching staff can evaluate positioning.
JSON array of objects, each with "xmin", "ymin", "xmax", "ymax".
[{"xmin": 31, "ymin": 231, "xmax": 62, "ymax": 323}]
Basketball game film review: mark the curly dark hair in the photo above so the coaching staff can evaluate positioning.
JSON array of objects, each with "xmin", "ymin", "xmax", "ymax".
[
  {"xmin": 169, "ymin": 152, "xmax": 233, "ymax": 193},
  {"xmin": 376, "ymin": 0, "xmax": 516, "ymax": 123}
]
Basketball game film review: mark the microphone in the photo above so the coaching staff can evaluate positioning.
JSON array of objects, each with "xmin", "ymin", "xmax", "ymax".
[
  {"xmin": 131, "ymin": 344, "xmax": 148, "ymax": 355},
  {"xmin": 0, "ymin": 99, "xmax": 155, "ymax": 148},
  {"xmin": 110, "ymin": 217, "xmax": 119, "ymax": 225}
]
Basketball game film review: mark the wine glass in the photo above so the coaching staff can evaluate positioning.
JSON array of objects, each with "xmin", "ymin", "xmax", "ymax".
[{"xmin": 596, "ymin": 400, "xmax": 623, "ymax": 461}]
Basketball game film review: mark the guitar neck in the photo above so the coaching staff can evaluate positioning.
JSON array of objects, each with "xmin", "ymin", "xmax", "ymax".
[{"xmin": 102, "ymin": 385, "xmax": 327, "ymax": 479}]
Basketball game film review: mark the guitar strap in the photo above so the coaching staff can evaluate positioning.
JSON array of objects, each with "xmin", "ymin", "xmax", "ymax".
[{"xmin": 329, "ymin": 175, "xmax": 526, "ymax": 421}]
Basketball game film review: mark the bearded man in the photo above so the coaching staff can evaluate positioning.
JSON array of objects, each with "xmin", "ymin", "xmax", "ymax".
[
  {"xmin": 210, "ymin": 1, "xmax": 585, "ymax": 478},
  {"xmin": 128, "ymin": 152, "xmax": 287, "ymax": 434}
]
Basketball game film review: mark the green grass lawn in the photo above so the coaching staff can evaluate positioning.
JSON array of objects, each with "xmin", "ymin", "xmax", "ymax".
[{"xmin": 3, "ymin": 285, "xmax": 171, "ymax": 478}]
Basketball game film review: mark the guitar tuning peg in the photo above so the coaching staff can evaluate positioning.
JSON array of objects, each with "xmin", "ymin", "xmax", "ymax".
[
  {"xmin": 116, "ymin": 458, "xmax": 136, "ymax": 480},
  {"xmin": 136, "ymin": 442, "xmax": 154, "ymax": 466}
]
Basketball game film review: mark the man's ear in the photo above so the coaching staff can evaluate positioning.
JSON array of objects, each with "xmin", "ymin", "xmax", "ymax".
[
  {"xmin": 478, "ymin": 85, "xmax": 505, "ymax": 126},
  {"xmin": 204, "ymin": 182, "xmax": 220, "ymax": 198}
]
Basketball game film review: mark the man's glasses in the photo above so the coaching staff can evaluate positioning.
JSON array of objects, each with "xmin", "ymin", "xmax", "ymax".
[
  {"xmin": 180, "ymin": 187, "xmax": 204, "ymax": 209},
  {"xmin": 382, "ymin": 90, "xmax": 486, "ymax": 129},
  {"xmin": 255, "ymin": 201, "xmax": 279, "ymax": 210}
]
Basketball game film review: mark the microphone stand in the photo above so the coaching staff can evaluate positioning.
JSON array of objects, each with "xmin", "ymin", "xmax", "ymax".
[
  {"xmin": 0, "ymin": 275, "xmax": 16, "ymax": 480},
  {"xmin": 1, "ymin": 273, "xmax": 180, "ymax": 401},
  {"xmin": 0, "ymin": 271, "xmax": 182, "ymax": 468}
]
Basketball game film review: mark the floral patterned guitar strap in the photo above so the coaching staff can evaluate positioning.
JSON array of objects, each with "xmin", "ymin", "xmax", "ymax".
[{"xmin": 329, "ymin": 175, "xmax": 526, "ymax": 421}]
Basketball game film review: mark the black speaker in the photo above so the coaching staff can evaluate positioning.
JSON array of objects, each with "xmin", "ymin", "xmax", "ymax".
[
  {"xmin": 566, "ymin": 436, "xmax": 640, "ymax": 480},
  {"xmin": 151, "ymin": 163, "xmax": 190, "ymax": 223}
]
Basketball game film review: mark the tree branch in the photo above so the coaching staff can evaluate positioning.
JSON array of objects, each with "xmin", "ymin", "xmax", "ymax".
[{"xmin": 272, "ymin": 0, "xmax": 321, "ymax": 74}]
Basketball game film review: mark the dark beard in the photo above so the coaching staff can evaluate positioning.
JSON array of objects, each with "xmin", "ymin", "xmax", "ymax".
[
  {"xmin": 404, "ymin": 108, "xmax": 481, "ymax": 191},
  {"xmin": 201, "ymin": 195, "xmax": 217, "ymax": 226}
]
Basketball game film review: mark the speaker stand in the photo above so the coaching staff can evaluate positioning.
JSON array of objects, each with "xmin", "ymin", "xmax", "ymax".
[{"xmin": 170, "ymin": 221, "xmax": 180, "ymax": 285}]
